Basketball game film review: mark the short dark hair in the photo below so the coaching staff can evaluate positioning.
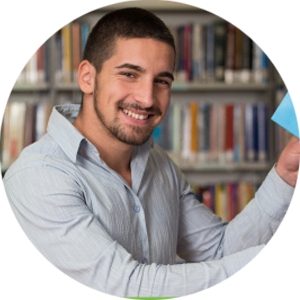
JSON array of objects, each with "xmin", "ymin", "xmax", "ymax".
[{"xmin": 83, "ymin": 7, "xmax": 176, "ymax": 73}]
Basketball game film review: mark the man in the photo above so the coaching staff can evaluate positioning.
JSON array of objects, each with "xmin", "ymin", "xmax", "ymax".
[{"xmin": 3, "ymin": 7, "xmax": 299, "ymax": 297}]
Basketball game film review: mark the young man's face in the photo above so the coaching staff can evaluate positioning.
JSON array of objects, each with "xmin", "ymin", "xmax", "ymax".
[{"xmin": 93, "ymin": 37, "xmax": 175, "ymax": 146}]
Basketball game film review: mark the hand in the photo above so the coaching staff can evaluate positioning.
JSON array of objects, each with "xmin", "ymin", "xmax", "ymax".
[{"xmin": 276, "ymin": 135, "xmax": 300, "ymax": 187}]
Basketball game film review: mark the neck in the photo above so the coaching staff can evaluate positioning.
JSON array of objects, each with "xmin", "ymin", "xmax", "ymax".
[{"xmin": 73, "ymin": 106, "xmax": 134, "ymax": 187}]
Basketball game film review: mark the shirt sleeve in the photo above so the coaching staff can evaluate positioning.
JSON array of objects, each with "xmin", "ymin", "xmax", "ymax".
[
  {"xmin": 177, "ymin": 165, "xmax": 294, "ymax": 262},
  {"xmin": 4, "ymin": 163, "xmax": 264, "ymax": 297}
]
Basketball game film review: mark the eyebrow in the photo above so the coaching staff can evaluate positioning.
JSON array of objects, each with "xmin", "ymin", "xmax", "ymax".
[{"xmin": 115, "ymin": 63, "xmax": 174, "ymax": 81}]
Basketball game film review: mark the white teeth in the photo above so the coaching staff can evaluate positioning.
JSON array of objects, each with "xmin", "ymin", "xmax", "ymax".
[{"xmin": 123, "ymin": 109, "xmax": 148, "ymax": 120}]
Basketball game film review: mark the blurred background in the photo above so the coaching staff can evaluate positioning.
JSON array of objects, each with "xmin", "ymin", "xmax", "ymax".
[{"xmin": 0, "ymin": 0, "xmax": 290, "ymax": 222}]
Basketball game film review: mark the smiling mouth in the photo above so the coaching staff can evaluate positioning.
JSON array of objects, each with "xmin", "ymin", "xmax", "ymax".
[{"xmin": 122, "ymin": 108, "xmax": 151, "ymax": 120}]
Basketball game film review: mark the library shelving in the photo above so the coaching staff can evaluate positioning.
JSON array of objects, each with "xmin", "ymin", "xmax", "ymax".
[{"xmin": 0, "ymin": 0, "xmax": 276, "ymax": 220}]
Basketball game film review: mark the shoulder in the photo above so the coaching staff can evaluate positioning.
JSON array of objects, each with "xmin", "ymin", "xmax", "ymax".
[{"xmin": 3, "ymin": 133, "xmax": 72, "ymax": 182}]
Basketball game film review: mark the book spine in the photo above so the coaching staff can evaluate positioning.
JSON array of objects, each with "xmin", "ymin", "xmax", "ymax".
[
  {"xmin": 217, "ymin": 104, "xmax": 226, "ymax": 163},
  {"xmin": 81, "ymin": 23, "xmax": 90, "ymax": 57},
  {"xmin": 171, "ymin": 102, "xmax": 182, "ymax": 155},
  {"xmin": 162, "ymin": 106, "xmax": 173, "ymax": 151},
  {"xmin": 181, "ymin": 103, "xmax": 191, "ymax": 160},
  {"xmin": 177, "ymin": 26, "xmax": 186, "ymax": 82},
  {"xmin": 225, "ymin": 104, "xmax": 234, "ymax": 163},
  {"xmin": 234, "ymin": 27, "xmax": 243, "ymax": 82},
  {"xmin": 240, "ymin": 33, "xmax": 252, "ymax": 83},
  {"xmin": 184, "ymin": 24, "xmax": 193, "ymax": 82},
  {"xmin": 190, "ymin": 102, "xmax": 198, "ymax": 159},
  {"xmin": 257, "ymin": 103, "xmax": 268, "ymax": 162},
  {"xmin": 201, "ymin": 25, "xmax": 208, "ymax": 81},
  {"xmin": 253, "ymin": 104, "xmax": 259, "ymax": 161},
  {"xmin": 62, "ymin": 24, "xmax": 72, "ymax": 83},
  {"xmin": 245, "ymin": 103, "xmax": 255, "ymax": 162},
  {"xmin": 215, "ymin": 184, "xmax": 223, "ymax": 219},
  {"xmin": 192, "ymin": 23, "xmax": 201, "ymax": 82},
  {"xmin": 214, "ymin": 21, "xmax": 226, "ymax": 81},
  {"xmin": 224, "ymin": 23, "xmax": 236, "ymax": 84},
  {"xmin": 253, "ymin": 0, "xmax": 266, "ymax": 82},
  {"xmin": 209, "ymin": 104, "xmax": 218, "ymax": 161},
  {"xmin": 233, "ymin": 104, "xmax": 240, "ymax": 162},
  {"xmin": 206, "ymin": 24, "xmax": 215, "ymax": 81},
  {"xmin": 72, "ymin": 22, "xmax": 81, "ymax": 83},
  {"xmin": 36, "ymin": 0, "xmax": 46, "ymax": 82},
  {"xmin": 197, "ymin": 103, "xmax": 205, "ymax": 161}
]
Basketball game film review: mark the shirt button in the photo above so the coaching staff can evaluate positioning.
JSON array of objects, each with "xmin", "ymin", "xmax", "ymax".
[
  {"xmin": 141, "ymin": 257, "xmax": 147, "ymax": 264},
  {"xmin": 133, "ymin": 205, "xmax": 140, "ymax": 213}
]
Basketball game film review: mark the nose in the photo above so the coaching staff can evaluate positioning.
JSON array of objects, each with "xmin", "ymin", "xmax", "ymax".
[{"xmin": 134, "ymin": 80, "xmax": 155, "ymax": 108}]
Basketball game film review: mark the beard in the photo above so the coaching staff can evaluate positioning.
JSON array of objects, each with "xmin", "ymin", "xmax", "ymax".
[{"xmin": 93, "ymin": 82, "xmax": 162, "ymax": 146}]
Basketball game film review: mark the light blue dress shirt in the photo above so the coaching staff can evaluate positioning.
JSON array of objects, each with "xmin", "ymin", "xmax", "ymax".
[{"xmin": 3, "ymin": 104, "xmax": 294, "ymax": 297}]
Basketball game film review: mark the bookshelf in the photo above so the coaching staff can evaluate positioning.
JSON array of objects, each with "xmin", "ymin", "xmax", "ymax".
[{"xmin": 0, "ymin": 0, "xmax": 275, "ymax": 220}]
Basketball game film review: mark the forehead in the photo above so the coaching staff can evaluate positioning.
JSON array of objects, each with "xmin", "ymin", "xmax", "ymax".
[{"xmin": 109, "ymin": 37, "xmax": 175, "ymax": 71}]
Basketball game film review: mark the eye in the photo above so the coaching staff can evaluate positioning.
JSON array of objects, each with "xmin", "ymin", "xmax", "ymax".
[
  {"xmin": 154, "ymin": 78, "xmax": 171, "ymax": 86},
  {"xmin": 121, "ymin": 72, "xmax": 135, "ymax": 78}
]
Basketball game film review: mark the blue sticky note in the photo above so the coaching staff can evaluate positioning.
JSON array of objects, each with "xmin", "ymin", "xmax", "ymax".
[{"xmin": 271, "ymin": 92, "xmax": 299, "ymax": 138}]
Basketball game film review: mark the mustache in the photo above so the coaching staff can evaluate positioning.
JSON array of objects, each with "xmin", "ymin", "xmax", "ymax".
[{"xmin": 117, "ymin": 101, "xmax": 162, "ymax": 116}]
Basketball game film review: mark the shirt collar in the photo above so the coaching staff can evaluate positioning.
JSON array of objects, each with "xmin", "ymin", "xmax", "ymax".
[
  {"xmin": 47, "ymin": 104, "xmax": 85, "ymax": 163},
  {"xmin": 47, "ymin": 104, "xmax": 154, "ymax": 167}
]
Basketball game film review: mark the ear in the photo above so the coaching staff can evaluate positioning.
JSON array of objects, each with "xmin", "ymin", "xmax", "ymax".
[{"xmin": 77, "ymin": 60, "xmax": 96, "ymax": 94}]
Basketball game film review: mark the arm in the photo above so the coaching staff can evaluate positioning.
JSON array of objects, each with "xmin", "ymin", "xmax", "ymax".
[
  {"xmin": 177, "ymin": 137, "xmax": 298, "ymax": 262},
  {"xmin": 4, "ymin": 164, "xmax": 262, "ymax": 297}
]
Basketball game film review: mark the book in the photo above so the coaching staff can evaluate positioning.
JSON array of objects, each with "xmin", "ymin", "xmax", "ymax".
[
  {"xmin": 225, "ymin": 104, "xmax": 234, "ymax": 163},
  {"xmin": 197, "ymin": 103, "xmax": 204, "ymax": 161},
  {"xmin": 224, "ymin": 22, "xmax": 236, "ymax": 84},
  {"xmin": 195, "ymin": 181, "xmax": 256, "ymax": 220},
  {"xmin": 245, "ymin": 103, "xmax": 255, "ymax": 161},
  {"xmin": 191, "ymin": 23, "xmax": 202, "ymax": 82},
  {"xmin": 253, "ymin": 0, "xmax": 267, "ymax": 82},
  {"xmin": 190, "ymin": 102, "xmax": 198, "ymax": 158},
  {"xmin": 181, "ymin": 103, "xmax": 191, "ymax": 160},
  {"xmin": 72, "ymin": 22, "xmax": 81, "ymax": 82},
  {"xmin": 171, "ymin": 102, "xmax": 182, "ymax": 155},
  {"xmin": 36, "ymin": 0, "xmax": 46, "ymax": 82},
  {"xmin": 257, "ymin": 103, "xmax": 268, "ymax": 162},
  {"xmin": 24, "ymin": 103, "xmax": 36, "ymax": 147},
  {"xmin": 161, "ymin": 106, "xmax": 172, "ymax": 151},
  {"xmin": 1, "ymin": 102, "xmax": 27, "ymax": 168},
  {"xmin": 252, "ymin": 104, "xmax": 259, "ymax": 161},
  {"xmin": 81, "ymin": 23, "xmax": 90, "ymax": 56},
  {"xmin": 176, "ymin": 25, "xmax": 186, "ymax": 82},
  {"xmin": 233, "ymin": 104, "xmax": 241, "ymax": 162},
  {"xmin": 206, "ymin": 24, "xmax": 215, "ymax": 81},
  {"xmin": 184, "ymin": 24, "xmax": 193, "ymax": 82},
  {"xmin": 209, "ymin": 104, "xmax": 218, "ymax": 161},
  {"xmin": 234, "ymin": 27, "xmax": 243, "ymax": 82},
  {"xmin": 217, "ymin": 104, "xmax": 226, "ymax": 163},
  {"xmin": 240, "ymin": 32, "xmax": 253, "ymax": 83},
  {"xmin": 214, "ymin": 21, "xmax": 227, "ymax": 81},
  {"xmin": 61, "ymin": 24, "xmax": 72, "ymax": 83}
]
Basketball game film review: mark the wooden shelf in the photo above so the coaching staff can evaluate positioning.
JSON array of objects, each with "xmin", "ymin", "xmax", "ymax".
[
  {"xmin": 53, "ymin": 81, "xmax": 271, "ymax": 93},
  {"xmin": 171, "ymin": 82, "xmax": 271, "ymax": 92},
  {"xmin": 179, "ymin": 162, "xmax": 271, "ymax": 173},
  {"xmin": 168, "ymin": 153, "xmax": 272, "ymax": 172},
  {"xmin": 12, "ymin": 82, "xmax": 50, "ymax": 92}
]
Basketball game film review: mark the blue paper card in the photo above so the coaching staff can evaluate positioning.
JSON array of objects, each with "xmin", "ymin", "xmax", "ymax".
[{"xmin": 271, "ymin": 92, "xmax": 299, "ymax": 138}]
